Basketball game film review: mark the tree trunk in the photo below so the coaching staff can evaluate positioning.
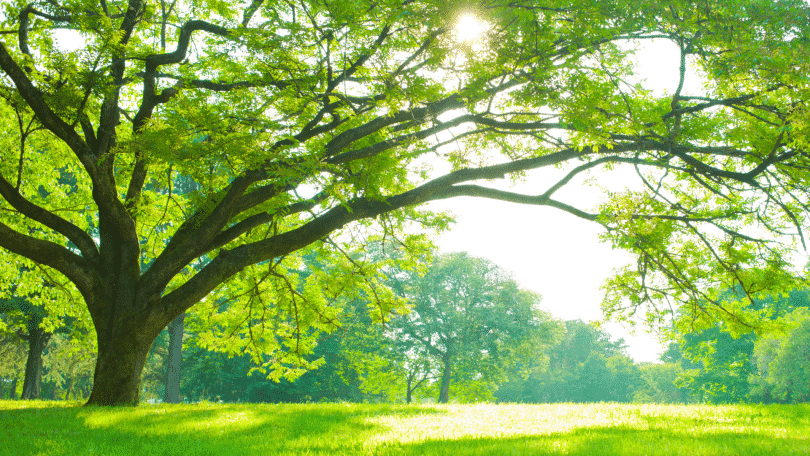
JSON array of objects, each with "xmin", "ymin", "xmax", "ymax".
[
  {"xmin": 0, "ymin": 379, "xmax": 5, "ymax": 399},
  {"xmin": 406, "ymin": 376, "xmax": 413, "ymax": 404},
  {"xmin": 85, "ymin": 322, "xmax": 163, "ymax": 406},
  {"xmin": 9, "ymin": 377, "xmax": 18, "ymax": 399},
  {"xmin": 438, "ymin": 355, "xmax": 451, "ymax": 404},
  {"xmin": 21, "ymin": 318, "xmax": 51, "ymax": 400},
  {"xmin": 163, "ymin": 312, "xmax": 185, "ymax": 404},
  {"xmin": 66, "ymin": 375, "xmax": 75, "ymax": 401}
]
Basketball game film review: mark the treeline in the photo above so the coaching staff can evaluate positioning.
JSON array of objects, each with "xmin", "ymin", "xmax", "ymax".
[
  {"xmin": 662, "ymin": 289, "xmax": 810, "ymax": 404},
  {"xmin": 2, "ymin": 252, "xmax": 809, "ymax": 405}
]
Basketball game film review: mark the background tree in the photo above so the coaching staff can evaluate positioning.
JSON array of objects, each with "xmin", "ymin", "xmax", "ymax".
[
  {"xmin": 668, "ymin": 326, "xmax": 756, "ymax": 403},
  {"xmin": 390, "ymin": 252, "xmax": 556, "ymax": 403},
  {"xmin": 41, "ymin": 332, "xmax": 96, "ymax": 401},
  {"xmin": 327, "ymin": 298, "xmax": 415, "ymax": 403},
  {"xmin": 495, "ymin": 319, "xmax": 638, "ymax": 403},
  {"xmin": 0, "ymin": 296, "xmax": 52, "ymax": 399},
  {"xmin": 0, "ymin": 332, "xmax": 27, "ymax": 399},
  {"xmin": 1, "ymin": 0, "xmax": 809, "ymax": 406},
  {"xmin": 663, "ymin": 289, "xmax": 810, "ymax": 403},
  {"xmin": 0, "ymin": 289, "xmax": 92, "ymax": 400},
  {"xmin": 750, "ymin": 308, "xmax": 810, "ymax": 403},
  {"xmin": 632, "ymin": 362, "xmax": 696, "ymax": 404}
]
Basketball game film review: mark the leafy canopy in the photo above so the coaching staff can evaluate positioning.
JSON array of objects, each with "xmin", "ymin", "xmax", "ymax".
[{"xmin": 0, "ymin": 0, "xmax": 809, "ymax": 382}]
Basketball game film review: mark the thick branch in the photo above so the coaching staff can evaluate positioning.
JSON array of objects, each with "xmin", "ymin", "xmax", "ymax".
[
  {"xmin": 661, "ymin": 86, "xmax": 783, "ymax": 121},
  {"xmin": 126, "ymin": 20, "xmax": 234, "ymax": 216},
  {"xmin": 138, "ymin": 175, "xmax": 255, "ymax": 303},
  {"xmin": 207, "ymin": 192, "xmax": 329, "ymax": 252},
  {"xmin": 0, "ymin": 222, "xmax": 94, "ymax": 301},
  {"xmin": 428, "ymin": 185, "xmax": 600, "ymax": 221},
  {"xmin": 0, "ymin": 42, "xmax": 93, "ymax": 171},
  {"xmin": 322, "ymin": 93, "xmax": 464, "ymax": 158},
  {"xmin": 158, "ymin": 145, "xmax": 604, "ymax": 315},
  {"xmin": 0, "ymin": 173, "xmax": 98, "ymax": 262},
  {"xmin": 145, "ymin": 20, "xmax": 231, "ymax": 69}
]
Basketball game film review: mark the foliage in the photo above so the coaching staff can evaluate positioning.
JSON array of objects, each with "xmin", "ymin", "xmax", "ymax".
[
  {"xmin": 0, "ymin": 332, "xmax": 26, "ymax": 398},
  {"xmin": 178, "ymin": 331, "xmax": 375, "ymax": 404},
  {"xmin": 1, "ymin": 0, "xmax": 810, "ymax": 405},
  {"xmin": 671, "ymin": 327, "xmax": 756, "ymax": 403},
  {"xmin": 496, "ymin": 319, "xmax": 641, "ymax": 403},
  {"xmin": 750, "ymin": 308, "xmax": 810, "ymax": 403},
  {"xmin": 664, "ymin": 289, "xmax": 810, "ymax": 403},
  {"xmin": 40, "ymin": 333, "xmax": 96, "ymax": 401},
  {"xmin": 2, "ymin": 401, "xmax": 810, "ymax": 455},
  {"xmin": 632, "ymin": 362, "xmax": 696, "ymax": 404},
  {"xmin": 386, "ymin": 252, "xmax": 557, "ymax": 403}
]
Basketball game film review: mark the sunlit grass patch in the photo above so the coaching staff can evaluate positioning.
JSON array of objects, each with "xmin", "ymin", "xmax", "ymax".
[{"xmin": 1, "ymin": 400, "xmax": 808, "ymax": 455}]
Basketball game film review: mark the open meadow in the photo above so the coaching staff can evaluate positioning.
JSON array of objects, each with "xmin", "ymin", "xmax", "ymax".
[{"xmin": 1, "ymin": 400, "xmax": 808, "ymax": 455}]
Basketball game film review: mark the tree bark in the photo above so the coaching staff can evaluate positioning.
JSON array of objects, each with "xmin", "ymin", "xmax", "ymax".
[
  {"xmin": 85, "ymin": 317, "xmax": 165, "ymax": 406},
  {"xmin": 438, "ymin": 354, "xmax": 451, "ymax": 404},
  {"xmin": 163, "ymin": 312, "xmax": 185, "ymax": 404},
  {"xmin": 21, "ymin": 317, "xmax": 51, "ymax": 400}
]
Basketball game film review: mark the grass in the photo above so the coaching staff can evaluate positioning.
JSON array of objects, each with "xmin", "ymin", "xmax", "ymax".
[{"xmin": 1, "ymin": 400, "xmax": 808, "ymax": 455}]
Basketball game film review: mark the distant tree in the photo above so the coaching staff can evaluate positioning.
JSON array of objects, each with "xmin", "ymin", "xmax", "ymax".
[
  {"xmin": 162, "ymin": 312, "xmax": 186, "ymax": 403},
  {"xmin": 750, "ymin": 308, "xmax": 810, "ymax": 403},
  {"xmin": 576, "ymin": 353, "xmax": 614, "ymax": 402},
  {"xmin": 633, "ymin": 362, "xmax": 695, "ymax": 404},
  {"xmin": 390, "ymin": 252, "xmax": 556, "ymax": 403},
  {"xmin": 328, "ymin": 301, "xmax": 415, "ymax": 403},
  {"xmin": 175, "ymin": 329, "xmax": 376, "ymax": 404},
  {"xmin": 0, "ymin": 291, "xmax": 92, "ymax": 400},
  {"xmin": 496, "ymin": 319, "xmax": 636, "ymax": 403},
  {"xmin": 41, "ymin": 333, "xmax": 95, "ymax": 401},
  {"xmin": 672, "ymin": 326, "xmax": 756, "ymax": 403},
  {"xmin": 665, "ymin": 289, "xmax": 810, "ymax": 403},
  {"xmin": 0, "ymin": 296, "xmax": 52, "ymax": 399},
  {"xmin": 0, "ymin": 333, "xmax": 26, "ymax": 399},
  {"xmin": 604, "ymin": 354, "xmax": 642, "ymax": 402}
]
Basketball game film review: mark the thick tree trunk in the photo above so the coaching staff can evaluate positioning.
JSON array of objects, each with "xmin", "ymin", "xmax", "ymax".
[
  {"xmin": 438, "ymin": 355, "xmax": 451, "ymax": 404},
  {"xmin": 85, "ymin": 322, "xmax": 163, "ymax": 406},
  {"xmin": 21, "ymin": 319, "xmax": 51, "ymax": 400},
  {"xmin": 163, "ymin": 312, "xmax": 185, "ymax": 404},
  {"xmin": 406, "ymin": 377, "xmax": 413, "ymax": 404}
]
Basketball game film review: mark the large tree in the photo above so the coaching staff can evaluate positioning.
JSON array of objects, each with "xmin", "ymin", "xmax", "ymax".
[
  {"xmin": 391, "ymin": 252, "xmax": 555, "ymax": 403},
  {"xmin": 0, "ymin": 0, "xmax": 809, "ymax": 405}
]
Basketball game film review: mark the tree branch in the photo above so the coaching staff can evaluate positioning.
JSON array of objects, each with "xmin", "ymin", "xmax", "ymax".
[
  {"xmin": 0, "ymin": 222, "xmax": 94, "ymax": 302},
  {"xmin": 0, "ymin": 42, "xmax": 93, "ymax": 172},
  {"xmin": 0, "ymin": 173, "xmax": 98, "ymax": 262},
  {"xmin": 428, "ymin": 185, "xmax": 600, "ymax": 222}
]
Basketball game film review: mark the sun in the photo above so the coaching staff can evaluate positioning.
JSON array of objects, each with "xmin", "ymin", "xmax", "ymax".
[{"xmin": 454, "ymin": 12, "xmax": 489, "ymax": 44}]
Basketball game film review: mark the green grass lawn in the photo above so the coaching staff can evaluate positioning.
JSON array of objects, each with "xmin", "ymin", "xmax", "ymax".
[{"xmin": 1, "ymin": 400, "xmax": 808, "ymax": 455}]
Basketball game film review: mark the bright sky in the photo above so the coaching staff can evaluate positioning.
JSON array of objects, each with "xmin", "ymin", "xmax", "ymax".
[{"xmin": 429, "ymin": 25, "xmax": 696, "ymax": 363}]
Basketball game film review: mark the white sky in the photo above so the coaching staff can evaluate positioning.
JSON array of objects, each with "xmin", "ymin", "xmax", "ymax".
[{"xmin": 427, "ymin": 36, "xmax": 696, "ymax": 363}]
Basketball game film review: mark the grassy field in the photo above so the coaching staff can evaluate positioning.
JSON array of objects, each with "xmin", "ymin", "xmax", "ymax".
[{"xmin": 1, "ymin": 400, "xmax": 808, "ymax": 455}]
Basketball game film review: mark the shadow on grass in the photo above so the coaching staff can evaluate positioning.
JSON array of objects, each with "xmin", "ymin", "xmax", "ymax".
[{"xmin": 0, "ymin": 401, "xmax": 445, "ymax": 455}]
